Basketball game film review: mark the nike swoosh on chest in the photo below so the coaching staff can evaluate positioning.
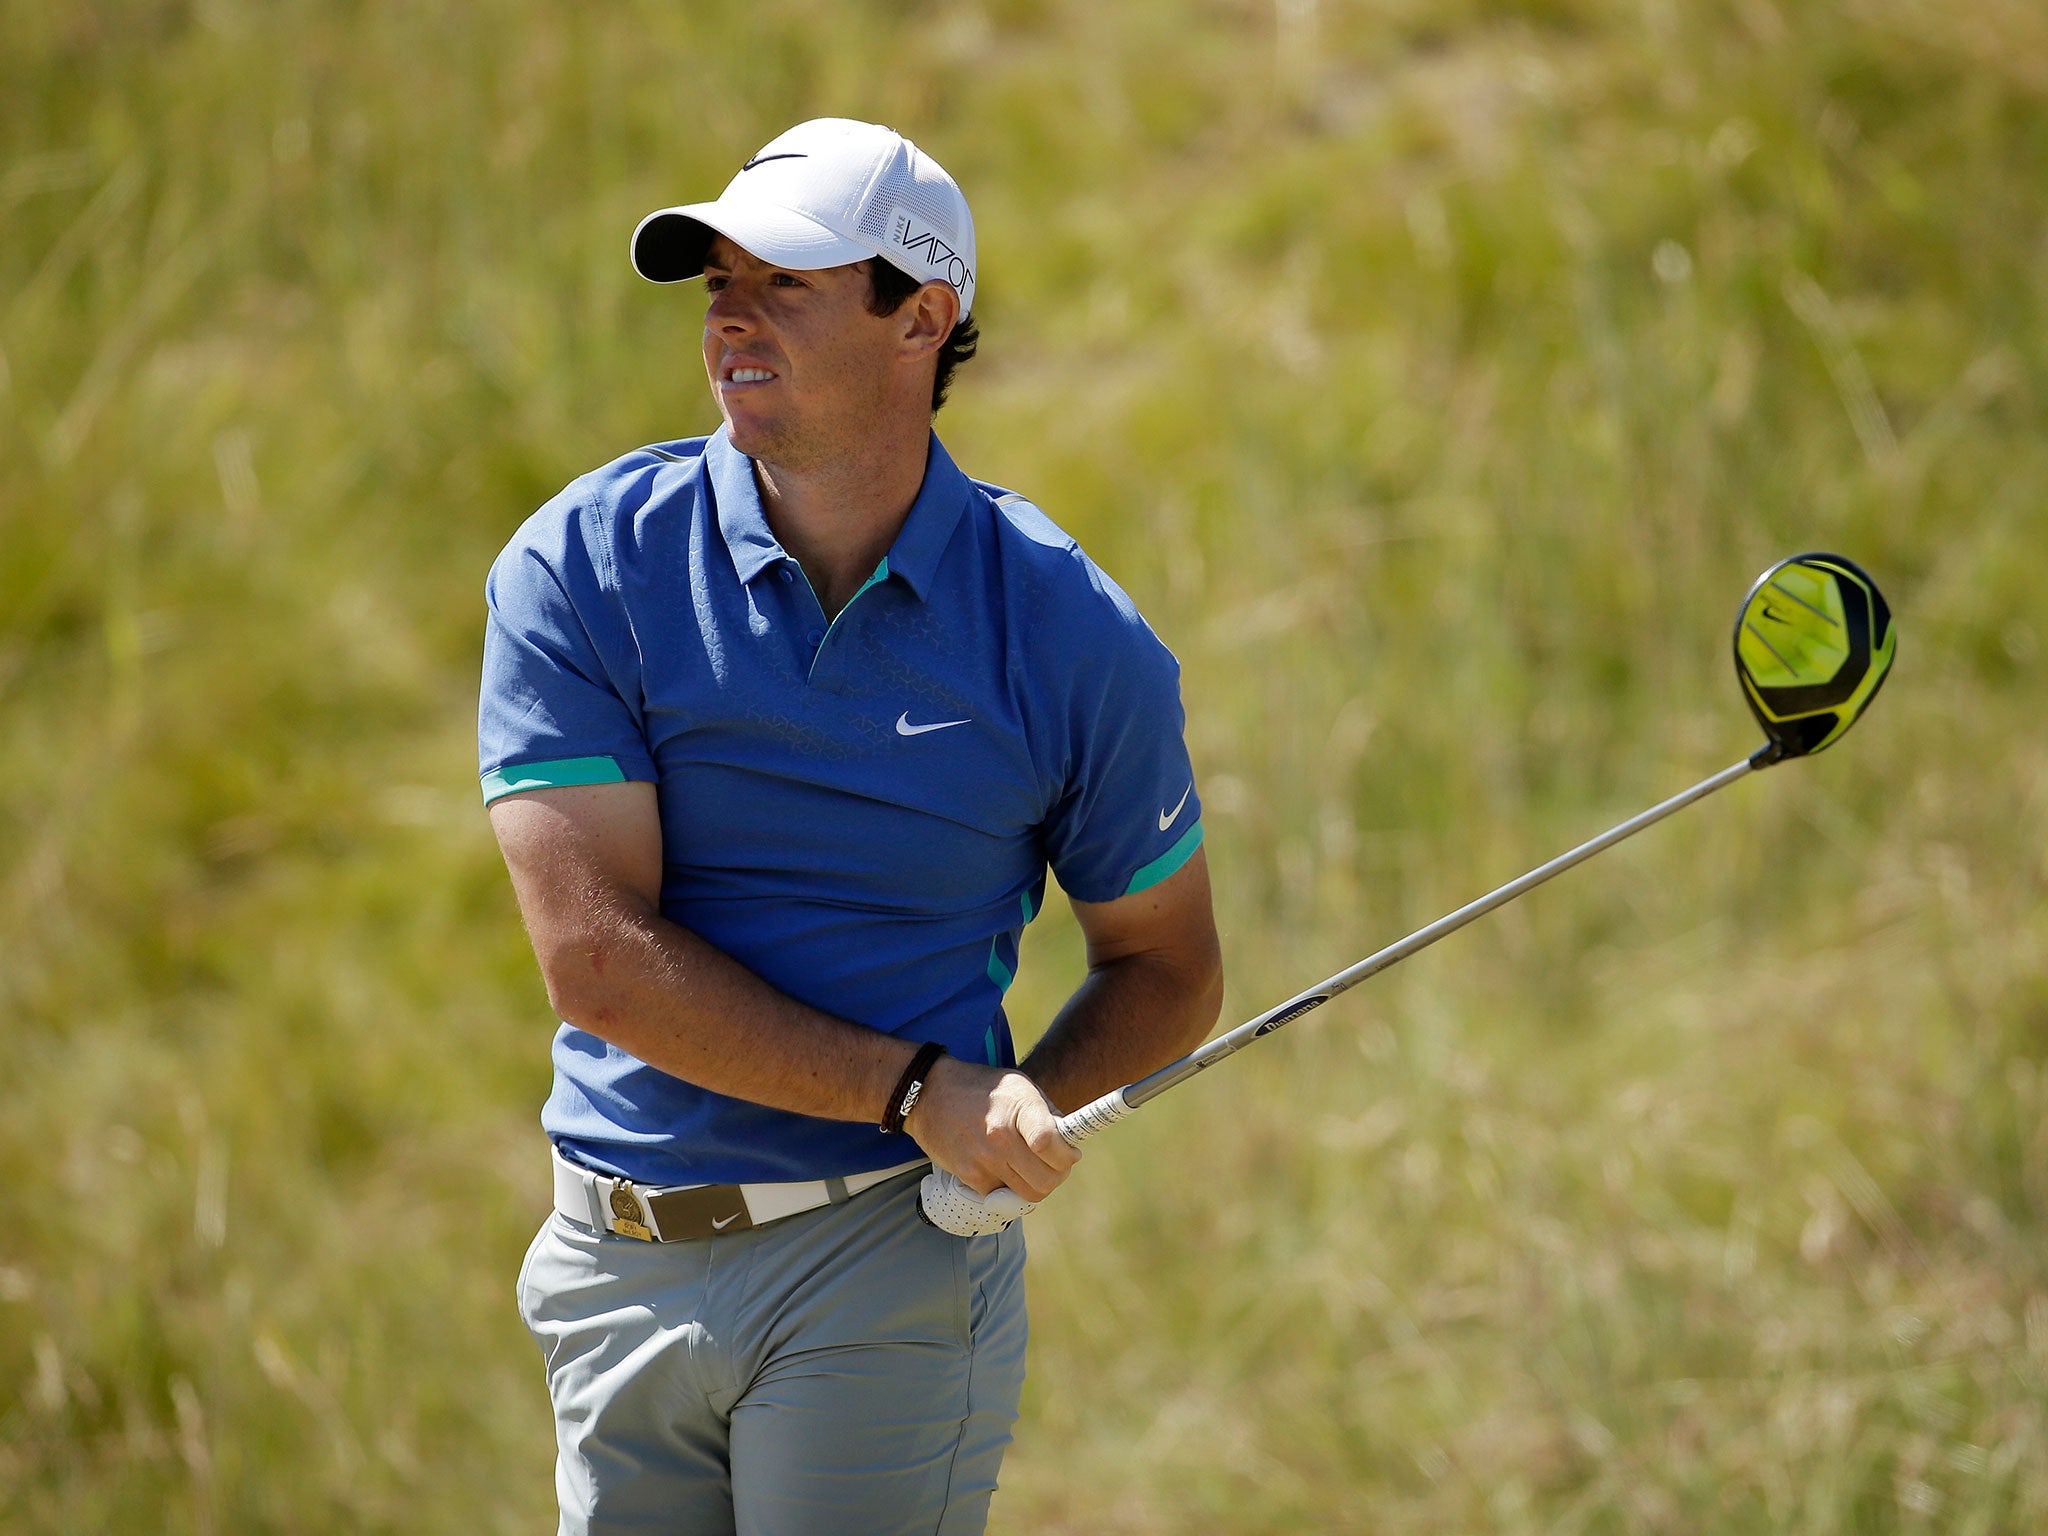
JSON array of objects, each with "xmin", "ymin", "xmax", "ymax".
[{"xmin": 896, "ymin": 713, "xmax": 971, "ymax": 736}]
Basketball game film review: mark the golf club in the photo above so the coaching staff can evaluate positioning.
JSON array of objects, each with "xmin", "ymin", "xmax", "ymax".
[{"xmin": 921, "ymin": 552, "xmax": 1897, "ymax": 1236}]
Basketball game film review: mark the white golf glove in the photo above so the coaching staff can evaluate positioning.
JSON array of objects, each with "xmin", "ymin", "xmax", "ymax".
[{"xmin": 918, "ymin": 1169, "xmax": 1036, "ymax": 1236}]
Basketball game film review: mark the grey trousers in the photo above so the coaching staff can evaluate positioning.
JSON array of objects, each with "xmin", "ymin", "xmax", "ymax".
[{"xmin": 517, "ymin": 1169, "xmax": 1029, "ymax": 1535}]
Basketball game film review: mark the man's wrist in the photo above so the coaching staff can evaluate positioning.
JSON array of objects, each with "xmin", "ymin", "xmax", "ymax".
[{"xmin": 881, "ymin": 1040, "xmax": 948, "ymax": 1133}]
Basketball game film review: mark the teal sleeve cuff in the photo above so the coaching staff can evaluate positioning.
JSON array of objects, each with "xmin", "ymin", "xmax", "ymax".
[
  {"xmin": 1123, "ymin": 821, "xmax": 1204, "ymax": 897},
  {"xmin": 480, "ymin": 755, "xmax": 629, "ymax": 806}
]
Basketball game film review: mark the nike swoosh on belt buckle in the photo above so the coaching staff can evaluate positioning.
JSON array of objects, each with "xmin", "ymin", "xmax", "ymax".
[{"xmin": 619, "ymin": 1180, "xmax": 756, "ymax": 1241}]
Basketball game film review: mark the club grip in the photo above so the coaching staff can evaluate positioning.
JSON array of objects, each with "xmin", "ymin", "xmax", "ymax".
[
  {"xmin": 1055, "ymin": 1087, "xmax": 1133, "ymax": 1145},
  {"xmin": 916, "ymin": 1088, "xmax": 1142, "ymax": 1236}
]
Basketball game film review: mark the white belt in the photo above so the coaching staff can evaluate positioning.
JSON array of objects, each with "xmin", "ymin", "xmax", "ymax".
[{"xmin": 551, "ymin": 1145, "xmax": 930, "ymax": 1241}]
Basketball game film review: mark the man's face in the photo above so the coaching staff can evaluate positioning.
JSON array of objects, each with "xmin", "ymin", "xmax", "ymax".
[{"xmin": 699, "ymin": 235, "xmax": 903, "ymax": 467}]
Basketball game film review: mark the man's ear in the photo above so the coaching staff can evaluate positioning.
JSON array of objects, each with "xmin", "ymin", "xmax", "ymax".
[{"xmin": 897, "ymin": 280, "xmax": 960, "ymax": 361}]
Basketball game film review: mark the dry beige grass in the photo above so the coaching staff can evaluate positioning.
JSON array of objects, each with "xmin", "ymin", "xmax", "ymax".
[{"xmin": 3, "ymin": 1, "xmax": 2045, "ymax": 1530}]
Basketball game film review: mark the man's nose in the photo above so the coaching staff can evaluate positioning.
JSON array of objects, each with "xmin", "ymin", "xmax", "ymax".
[{"xmin": 706, "ymin": 286, "xmax": 757, "ymax": 334}]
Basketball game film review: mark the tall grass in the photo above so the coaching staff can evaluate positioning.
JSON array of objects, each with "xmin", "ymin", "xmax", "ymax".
[{"xmin": 3, "ymin": 1, "xmax": 2045, "ymax": 1530}]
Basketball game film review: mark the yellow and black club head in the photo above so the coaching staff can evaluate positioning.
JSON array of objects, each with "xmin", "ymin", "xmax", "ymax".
[{"xmin": 1734, "ymin": 553, "xmax": 1896, "ymax": 765}]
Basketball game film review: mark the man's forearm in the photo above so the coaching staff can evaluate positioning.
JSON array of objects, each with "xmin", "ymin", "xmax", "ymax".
[
  {"xmin": 543, "ymin": 896, "xmax": 914, "ymax": 1126},
  {"xmin": 1020, "ymin": 951, "xmax": 1224, "ymax": 1114}
]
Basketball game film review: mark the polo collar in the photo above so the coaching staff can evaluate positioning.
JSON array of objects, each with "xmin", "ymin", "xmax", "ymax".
[
  {"xmin": 705, "ymin": 427, "xmax": 972, "ymax": 601},
  {"xmin": 885, "ymin": 434, "xmax": 972, "ymax": 601},
  {"xmin": 706, "ymin": 427, "xmax": 785, "ymax": 586}
]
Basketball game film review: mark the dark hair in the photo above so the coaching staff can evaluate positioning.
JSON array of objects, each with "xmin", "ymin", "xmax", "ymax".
[{"xmin": 865, "ymin": 259, "xmax": 979, "ymax": 414}]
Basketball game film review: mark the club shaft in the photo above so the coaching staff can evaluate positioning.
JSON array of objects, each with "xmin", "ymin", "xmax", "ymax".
[{"xmin": 1061, "ymin": 755, "xmax": 1760, "ymax": 1132}]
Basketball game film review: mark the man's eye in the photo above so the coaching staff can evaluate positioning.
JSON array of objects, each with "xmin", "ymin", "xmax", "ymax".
[
  {"xmin": 704, "ymin": 277, "xmax": 727, "ymax": 293},
  {"xmin": 770, "ymin": 273, "xmax": 803, "ymax": 287}
]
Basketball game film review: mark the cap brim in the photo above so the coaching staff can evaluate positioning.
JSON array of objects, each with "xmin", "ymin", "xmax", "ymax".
[{"xmin": 630, "ymin": 201, "xmax": 878, "ymax": 283}]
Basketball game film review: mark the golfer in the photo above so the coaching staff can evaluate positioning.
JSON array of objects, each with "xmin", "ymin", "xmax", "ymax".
[{"xmin": 480, "ymin": 117, "xmax": 1223, "ymax": 1535}]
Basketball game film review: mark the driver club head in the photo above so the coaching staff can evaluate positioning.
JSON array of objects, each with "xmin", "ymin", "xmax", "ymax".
[{"xmin": 1734, "ymin": 552, "xmax": 1896, "ymax": 765}]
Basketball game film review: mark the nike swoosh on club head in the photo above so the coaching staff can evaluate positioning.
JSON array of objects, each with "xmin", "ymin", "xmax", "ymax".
[
  {"xmin": 741, "ymin": 152, "xmax": 808, "ymax": 172},
  {"xmin": 710, "ymin": 1212, "xmax": 744, "ymax": 1231},
  {"xmin": 1159, "ymin": 782, "xmax": 1193, "ymax": 831},
  {"xmin": 896, "ymin": 713, "xmax": 971, "ymax": 737}
]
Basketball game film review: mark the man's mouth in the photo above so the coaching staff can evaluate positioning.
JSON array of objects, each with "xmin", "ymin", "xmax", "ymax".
[{"xmin": 723, "ymin": 363, "xmax": 778, "ymax": 385}]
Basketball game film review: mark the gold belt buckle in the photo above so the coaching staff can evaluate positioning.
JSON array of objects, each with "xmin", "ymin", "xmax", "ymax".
[{"xmin": 608, "ymin": 1181, "xmax": 656, "ymax": 1241}]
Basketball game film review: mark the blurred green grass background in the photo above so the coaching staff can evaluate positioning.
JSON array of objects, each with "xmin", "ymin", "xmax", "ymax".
[{"xmin": 4, "ymin": 0, "xmax": 2046, "ymax": 1530}]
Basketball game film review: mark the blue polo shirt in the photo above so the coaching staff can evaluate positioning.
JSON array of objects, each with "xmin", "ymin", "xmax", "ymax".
[{"xmin": 479, "ymin": 427, "xmax": 1202, "ymax": 1186}]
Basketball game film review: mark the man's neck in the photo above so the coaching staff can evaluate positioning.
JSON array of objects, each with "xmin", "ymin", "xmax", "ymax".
[{"xmin": 754, "ymin": 426, "xmax": 931, "ymax": 620}]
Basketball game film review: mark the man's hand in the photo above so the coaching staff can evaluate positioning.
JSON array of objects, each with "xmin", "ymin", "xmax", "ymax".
[{"xmin": 903, "ymin": 1058, "xmax": 1079, "ymax": 1202}]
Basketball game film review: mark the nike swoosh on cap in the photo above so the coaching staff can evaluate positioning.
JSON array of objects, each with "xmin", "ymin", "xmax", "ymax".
[
  {"xmin": 896, "ymin": 713, "xmax": 971, "ymax": 737},
  {"xmin": 741, "ymin": 152, "xmax": 808, "ymax": 172},
  {"xmin": 1159, "ymin": 782, "xmax": 1193, "ymax": 831}
]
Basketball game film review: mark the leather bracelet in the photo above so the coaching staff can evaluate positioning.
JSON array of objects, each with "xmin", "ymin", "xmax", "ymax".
[{"xmin": 881, "ymin": 1041, "xmax": 948, "ymax": 1134}]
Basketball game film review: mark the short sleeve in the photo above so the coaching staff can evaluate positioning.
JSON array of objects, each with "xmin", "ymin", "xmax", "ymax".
[
  {"xmin": 1041, "ymin": 571, "xmax": 1204, "ymax": 905},
  {"xmin": 478, "ymin": 490, "xmax": 658, "ymax": 805}
]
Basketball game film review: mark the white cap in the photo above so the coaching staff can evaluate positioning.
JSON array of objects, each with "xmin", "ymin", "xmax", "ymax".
[{"xmin": 632, "ymin": 118, "xmax": 977, "ymax": 318}]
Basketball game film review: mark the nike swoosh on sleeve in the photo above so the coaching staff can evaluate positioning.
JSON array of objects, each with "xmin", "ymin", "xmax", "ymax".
[{"xmin": 1159, "ymin": 782, "xmax": 1193, "ymax": 831}]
